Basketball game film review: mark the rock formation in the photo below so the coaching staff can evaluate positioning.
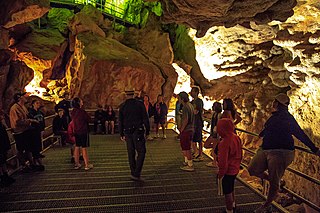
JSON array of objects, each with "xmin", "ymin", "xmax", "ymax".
[{"xmin": 0, "ymin": 0, "xmax": 319, "ymax": 210}]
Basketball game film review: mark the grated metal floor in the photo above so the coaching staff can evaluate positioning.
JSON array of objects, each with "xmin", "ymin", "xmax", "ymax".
[{"xmin": 0, "ymin": 130, "xmax": 267, "ymax": 212}]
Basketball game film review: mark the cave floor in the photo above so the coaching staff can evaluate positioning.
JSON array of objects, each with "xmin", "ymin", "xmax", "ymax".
[{"xmin": 0, "ymin": 130, "xmax": 269, "ymax": 212}]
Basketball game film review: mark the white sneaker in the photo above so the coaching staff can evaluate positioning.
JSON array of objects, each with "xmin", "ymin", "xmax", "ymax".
[
  {"xmin": 163, "ymin": 135, "xmax": 167, "ymax": 139},
  {"xmin": 85, "ymin": 164, "xmax": 93, "ymax": 171},
  {"xmin": 180, "ymin": 165, "xmax": 194, "ymax": 172},
  {"xmin": 74, "ymin": 164, "xmax": 81, "ymax": 170}
]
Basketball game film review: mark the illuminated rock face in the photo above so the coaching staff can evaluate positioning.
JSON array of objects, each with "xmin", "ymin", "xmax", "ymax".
[
  {"xmin": 66, "ymin": 32, "xmax": 175, "ymax": 108},
  {"xmin": 188, "ymin": 0, "xmax": 320, "ymax": 207},
  {"xmin": 0, "ymin": 1, "xmax": 319, "ymax": 209},
  {"xmin": 160, "ymin": 0, "xmax": 297, "ymax": 37}
]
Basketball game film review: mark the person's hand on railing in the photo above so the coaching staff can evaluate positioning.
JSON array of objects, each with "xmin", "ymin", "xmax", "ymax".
[{"xmin": 30, "ymin": 119, "xmax": 39, "ymax": 124}]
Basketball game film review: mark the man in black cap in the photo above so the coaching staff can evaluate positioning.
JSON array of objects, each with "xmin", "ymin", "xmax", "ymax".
[
  {"xmin": 248, "ymin": 93, "xmax": 320, "ymax": 213},
  {"xmin": 119, "ymin": 88, "xmax": 150, "ymax": 181}
]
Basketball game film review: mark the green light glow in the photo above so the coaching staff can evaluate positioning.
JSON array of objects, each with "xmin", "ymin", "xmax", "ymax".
[{"xmin": 54, "ymin": 0, "xmax": 162, "ymax": 26}]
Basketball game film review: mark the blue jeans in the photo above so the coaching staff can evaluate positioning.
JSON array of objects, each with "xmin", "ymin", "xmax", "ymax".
[{"xmin": 125, "ymin": 129, "xmax": 146, "ymax": 177}]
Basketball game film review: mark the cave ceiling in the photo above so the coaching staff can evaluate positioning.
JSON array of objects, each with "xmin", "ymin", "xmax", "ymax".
[{"xmin": 0, "ymin": 0, "xmax": 319, "ymax": 209}]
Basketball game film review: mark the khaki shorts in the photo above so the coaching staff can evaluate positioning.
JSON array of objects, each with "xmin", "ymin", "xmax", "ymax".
[{"xmin": 248, "ymin": 148, "xmax": 294, "ymax": 189}]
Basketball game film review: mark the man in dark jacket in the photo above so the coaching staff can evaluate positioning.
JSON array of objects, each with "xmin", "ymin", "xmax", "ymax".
[
  {"xmin": 248, "ymin": 93, "xmax": 320, "ymax": 213},
  {"xmin": 119, "ymin": 88, "xmax": 150, "ymax": 181}
]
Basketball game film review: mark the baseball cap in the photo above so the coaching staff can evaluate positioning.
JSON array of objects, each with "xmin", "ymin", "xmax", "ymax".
[
  {"xmin": 13, "ymin": 92, "xmax": 27, "ymax": 102},
  {"xmin": 275, "ymin": 93, "xmax": 290, "ymax": 106},
  {"xmin": 124, "ymin": 87, "xmax": 135, "ymax": 95}
]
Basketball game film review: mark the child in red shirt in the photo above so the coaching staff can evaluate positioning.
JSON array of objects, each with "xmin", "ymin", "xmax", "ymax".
[{"xmin": 217, "ymin": 118, "xmax": 242, "ymax": 213}]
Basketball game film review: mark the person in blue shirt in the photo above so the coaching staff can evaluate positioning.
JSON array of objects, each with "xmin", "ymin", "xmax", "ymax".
[{"xmin": 248, "ymin": 93, "xmax": 320, "ymax": 213}]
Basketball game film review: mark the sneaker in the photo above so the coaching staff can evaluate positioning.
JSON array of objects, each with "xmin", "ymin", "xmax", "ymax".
[
  {"xmin": 206, "ymin": 161, "xmax": 218, "ymax": 168},
  {"xmin": 155, "ymin": 133, "xmax": 160, "ymax": 138},
  {"xmin": 74, "ymin": 164, "xmax": 82, "ymax": 170},
  {"xmin": 180, "ymin": 165, "xmax": 194, "ymax": 172},
  {"xmin": 85, "ymin": 164, "xmax": 93, "ymax": 171},
  {"xmin": 182, "ymin": 162, "xmax": 188, "ymax": 166},
  {"xmin": 162, "ymin": 135, "xmax": 167, "ymax": 139},
  {"xmin": 193, "ymin": 155, "xmax": 204, "ymax": 162},
  {"xmin": 254, "ymin": 205, "xmax": 272, "ymax": 213},
  {"xmin": 147, "ymin": 135, "xmax": 154, "ymax": 141}
]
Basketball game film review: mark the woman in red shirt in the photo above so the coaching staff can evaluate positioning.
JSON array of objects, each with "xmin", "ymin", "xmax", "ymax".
[{"xmin": 70, "ymin": 98, "xmax": 93, "ymax": 171}]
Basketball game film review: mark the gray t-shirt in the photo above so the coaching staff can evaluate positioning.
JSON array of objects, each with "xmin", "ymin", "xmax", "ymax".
[{"xmin": 181, "ymin": 102, "xmax": 194, "ymax": 132}]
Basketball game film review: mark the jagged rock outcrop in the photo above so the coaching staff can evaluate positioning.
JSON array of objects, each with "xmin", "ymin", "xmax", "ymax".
[
  {"xmin": 0, "ymin": 0, "xmax": 50, "ymax": 28},
  {"xmin": 160, "ymin": 0, "xmax": 297, "ymax": 37},
  {"xmin": 2, "ymin": 61, "xmax": 34, "ymax": 111},
  {"xmin": 66, "ymin": 32, "xmax": 168, "ymax": 108}
]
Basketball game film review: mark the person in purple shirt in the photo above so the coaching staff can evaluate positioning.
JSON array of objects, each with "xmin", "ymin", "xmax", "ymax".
[
  {"xmin": 248, "ymin": 93, "xmax": 320, "ymax": 213},
  {"xmin": 71, "ymin": 97, "xmax": 93, "ymax": 171}
]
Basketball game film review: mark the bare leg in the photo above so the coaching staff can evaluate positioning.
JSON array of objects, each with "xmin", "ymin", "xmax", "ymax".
[
  {"xmin": 110, "ymin": 121, "xmax": 114, "ymax": 134},
  {"xmin": 74, "ymin": 146, "xmax": 80, "ymax": 165},
  {"xmin": 82, "ymin": 148, "xmax": 89, "ymax": 167},
  {"xmin": 191, "ymin": 143, "xmax": 198, "ymax": 156},
  {"xmin": 161, "ymin": 124, "xmax": 165, "ymax": 136},
  {"xmin": 182, "ymin": 150, "xmax": 192, "ymax": 160},
  {"xmin": 155, "ymin": 123, "xmax": 159, "ymax": 135}
]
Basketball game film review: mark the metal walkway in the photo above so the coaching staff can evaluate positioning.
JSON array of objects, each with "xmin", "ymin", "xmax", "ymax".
[
  {"xmin": 0, "ymin": 130, "xmax": 267, "ymax": 212},
  {"xmin": 50, "ymin": 0, "xmax": 137, "ymax": 27}
]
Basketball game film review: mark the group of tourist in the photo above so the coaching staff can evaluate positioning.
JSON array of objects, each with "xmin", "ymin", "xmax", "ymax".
[
  {"xmin": 93, "ymin": 105, "xmax": 116, "ymax": 135},
  {"xmin": 1, "ymin": 88, "xmax": 320, "ymax": 213},
  {"xmin": 174, "ymin": 89, "xmax": 320, "ymax": 213}
]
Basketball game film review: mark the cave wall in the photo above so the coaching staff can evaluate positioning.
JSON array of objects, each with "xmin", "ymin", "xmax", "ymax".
[{"xmin": 0, "ymin": 0, "xmax": 319, "ymax": 210}]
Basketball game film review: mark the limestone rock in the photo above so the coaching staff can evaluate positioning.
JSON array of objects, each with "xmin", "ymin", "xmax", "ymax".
[
  {"xmin": 68, "ymin": 5, "xmax": 106, "ymax": 37},
  {"xmin": 14, "ymin": 28, "xmax": 67, "ymax": 87},
  {"xmin": 66, "ymin": 32, "xmax": 171, "ymax": 108},
  {"xmin": 160, "ymin": 0, "xmax": 296, "ymax": 37},
  {"xmin": 0, "ymin": 0, "xmax": 50, "ymax": 29},
  {"xmin": 2, "ymin": 61, "xmax": 34, "ymax": 112}
]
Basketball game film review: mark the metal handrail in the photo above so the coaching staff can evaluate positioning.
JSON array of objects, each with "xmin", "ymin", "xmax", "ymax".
[
  {"xmin": 50, "ymin": 0, "xmax": 135, "ymax": 24},
  {"xmin": 5, "ymin": 113, "xmax": 59, "ymax": 169},
  {"xmin": 202, "ymin": 117, "xmax": 320, "ymax": 212}
]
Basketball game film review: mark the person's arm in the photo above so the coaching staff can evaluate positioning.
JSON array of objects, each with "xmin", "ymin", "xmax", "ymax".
[
  {"xmin": 179, "ymin": 107, "xmax": 188, "ymax": 132},
  {"xmin": 119, "ymin": 105, "xmax": 124, "ymax": 138},
  {"xmin": 217, "ymin": 140, "xmax": 229, "ymax": 178},
  {"xmin": 290, "ymin": 116, "xmax": 319, "ymax": 154},
  {"xmin": 234, "ymin": 112, "xmax": 242, "ymax": 126}
]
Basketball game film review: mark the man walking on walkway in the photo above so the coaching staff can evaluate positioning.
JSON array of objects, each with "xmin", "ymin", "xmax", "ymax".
[
  {"xmin": 119, "ymin": 88, "xmax": 150, "ymax": 181},
  {"xmin": 248, "ymin": 93, "xmax": 320, "ymax": 213}
]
